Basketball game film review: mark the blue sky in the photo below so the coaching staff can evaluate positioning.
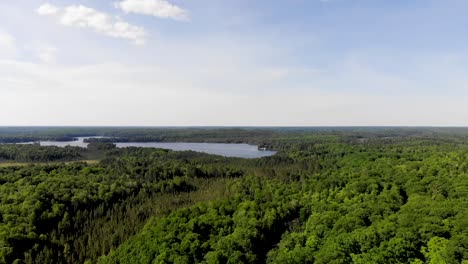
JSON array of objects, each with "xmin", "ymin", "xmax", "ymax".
[{"xmin": 1, "ymin": 0, "xmax": 467, "ymax": 126}]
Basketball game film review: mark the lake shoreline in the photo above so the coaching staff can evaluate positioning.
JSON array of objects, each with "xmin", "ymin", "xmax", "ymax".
[{"xmin": 10, "ymin": 137, "xmax": 277, "ymax": 159}]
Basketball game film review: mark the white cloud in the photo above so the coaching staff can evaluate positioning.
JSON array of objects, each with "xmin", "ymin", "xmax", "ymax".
[
  {"xmin": 37, "ymin": 46, "xmax": 58, "ymax": 63},
  {"xmin": 37, "ymin": 3, "xmax": 147, "ymax": 45},
  {"xmin": 0, "ymin": 31, "xmax": 17, "ymax": 59},
  {"xmin": 37, "ymin": 3, "xmax": 58, "ymax": 15},
  {"xmin": 115, "ymin": 0, "xmax": 189, "ymax": 21}
]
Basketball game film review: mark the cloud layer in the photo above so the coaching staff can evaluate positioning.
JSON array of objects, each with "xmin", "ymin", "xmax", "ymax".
[
  {"xmin": 115, "ymin": 0, "xmax": 189, "ymax": 21},
  {"xmin": 37, "ymin": 4, "xmax": 147, "ymax": 45},
  {"xmin": 37, "ymin": 3, "xmax": 59, "ymax": 15},
  {"xmin": 2, "ymin": 53, "xmax": 468, "ymax": 126},
  {"xmin": 0, "ymin": 31, "xmax": 17, "ymax": 58},
  {"xmin": 36, "ymin": 46, "xmax": 58, "ymax": 63},
  {"xmin": 1, "ymin": 1, "xmax": 468, "ymax": 126}
]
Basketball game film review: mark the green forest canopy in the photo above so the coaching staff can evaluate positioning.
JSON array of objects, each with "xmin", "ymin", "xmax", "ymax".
[{"xmin": 0, "ymin": 127, "xmax": 467, "ymax": 263}]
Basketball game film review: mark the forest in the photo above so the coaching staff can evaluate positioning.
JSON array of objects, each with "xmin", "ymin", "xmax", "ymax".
[{"xmin": 0, "ymin": 127, "xmax": 467, "ymax": 263}]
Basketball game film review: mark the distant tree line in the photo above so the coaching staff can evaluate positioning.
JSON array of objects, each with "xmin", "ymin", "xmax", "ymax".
[{"xmin": 0, "ymin": 144, "xmax": 83, "ymax": 162}]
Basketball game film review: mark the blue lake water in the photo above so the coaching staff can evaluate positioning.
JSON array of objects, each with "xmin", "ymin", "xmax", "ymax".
[
  {"xmin": 32, "ymin": 137, "xmax": 276, "ymax": 158},
  {"xmin": 38, "ymin": 137, "xmax": 102, "ymax": 148},
  {"xmin": 115, "ymin": 142, "xmax": 276, "ymax": 158}
]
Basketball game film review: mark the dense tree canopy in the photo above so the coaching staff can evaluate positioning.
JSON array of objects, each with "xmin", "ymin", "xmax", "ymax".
[
  {"xmin": 0, "ymin": 144, "xmax": 84, "ymax": 162},
  {"xmin": 0, "ymin": 127, "xmax": 467, "ymax": 263},
  {"xmin": 98, "ymin": 138, "xmax": 468, "ymax": 264}
]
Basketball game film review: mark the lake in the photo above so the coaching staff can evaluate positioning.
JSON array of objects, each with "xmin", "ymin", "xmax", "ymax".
[
  {"xmin": 33, "ymin": 137, "xmax": 277, "ymax": 158},
  {"xmin": 38, "ymin": 137, "xmax": 102, "ymax": 148},
  {"xmin": 115, "ymin": 142, "xmax": 276, "ymax": 158}
]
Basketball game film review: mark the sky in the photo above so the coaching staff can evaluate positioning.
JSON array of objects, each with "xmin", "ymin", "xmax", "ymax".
[{"xmin": 1, "ymin": 0, "xmax": 468, "ymax": 126}]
